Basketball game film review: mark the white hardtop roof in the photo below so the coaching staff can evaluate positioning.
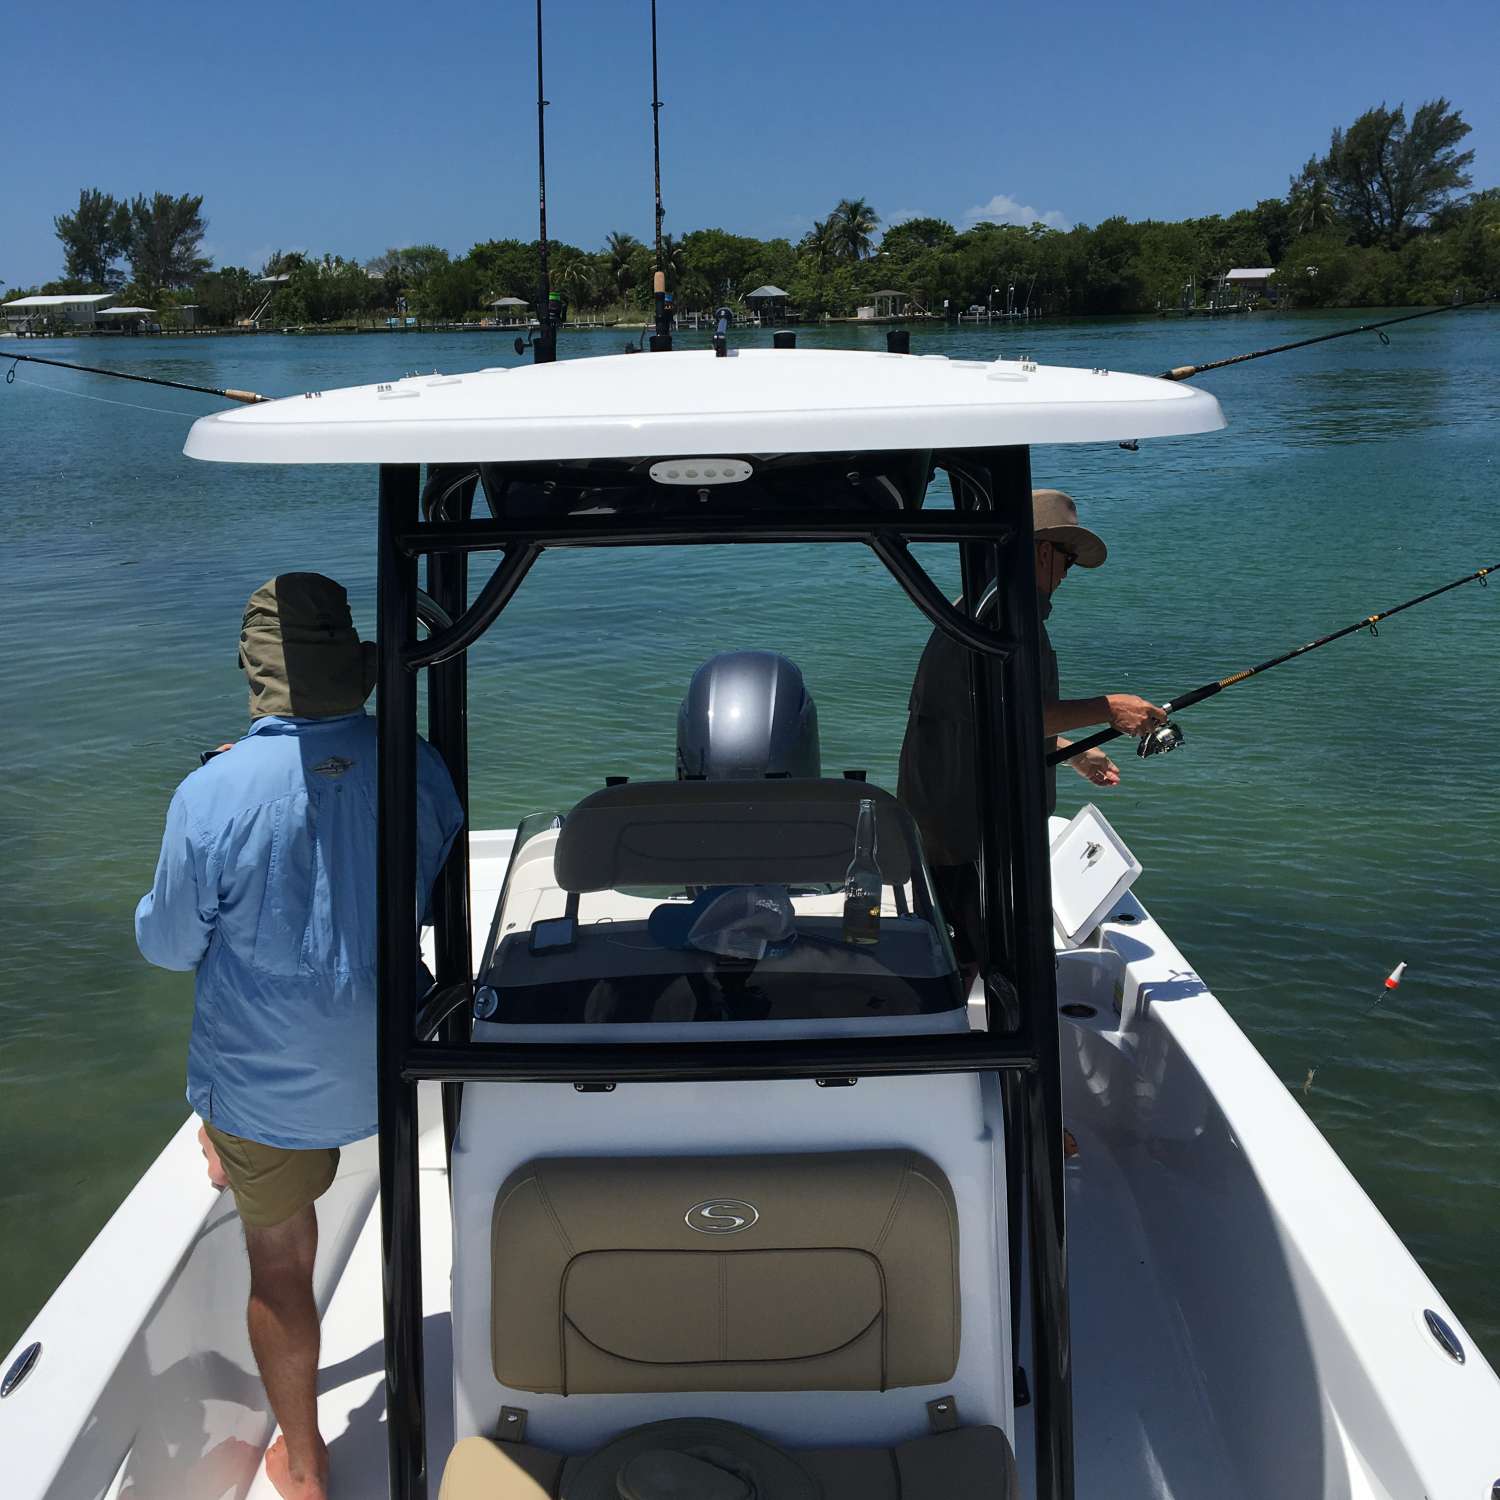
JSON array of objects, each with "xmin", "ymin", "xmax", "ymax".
[
  {"xmin": 1225, "ymin": 268, "xmax": 1275, "ymax": 280},
  {"xmin": 183, "ymin": 347, "xmax": 1226, "ymax": 466},
  {"xmin": 3, "ymin": 293, "xmax": 115, "ymax": 308}
]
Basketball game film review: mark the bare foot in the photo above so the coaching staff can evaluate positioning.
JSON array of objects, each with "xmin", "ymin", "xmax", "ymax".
[
  {"xmin": 265, "ymin": 1434, "xmax": 329, "ymax": 1500},
  {"xmin": 198, "ymin": 1125, "xmax": 229, "ymax": 1191}
]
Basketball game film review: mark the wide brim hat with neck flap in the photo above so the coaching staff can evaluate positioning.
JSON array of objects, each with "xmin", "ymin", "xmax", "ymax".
[
  {"xmin": 1032, "ymin": 488, "xmax": 1107, "ymax": 569},
  {"xmin": 239, "ymin": 573, "xmax": 377, "ymax": 719}
]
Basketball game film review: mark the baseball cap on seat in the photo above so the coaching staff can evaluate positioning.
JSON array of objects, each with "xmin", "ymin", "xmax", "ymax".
[{"xmin": 648, "ymin": 885, "xmax": 797, "ymax": 961}]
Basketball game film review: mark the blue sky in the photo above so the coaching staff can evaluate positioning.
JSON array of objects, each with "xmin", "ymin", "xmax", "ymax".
[{"xmin": 4, "ymin": 0, "xmax": 1496, "ymax": 286}]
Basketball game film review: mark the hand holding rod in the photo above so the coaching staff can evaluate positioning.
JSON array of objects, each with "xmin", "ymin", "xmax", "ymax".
[{"xmin": 1048, "ymin": 563, "xmax": 1495, "ymax": 766}]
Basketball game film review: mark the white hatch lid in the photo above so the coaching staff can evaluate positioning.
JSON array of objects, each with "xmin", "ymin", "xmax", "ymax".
[
  {"xmin": 1050, "ymin": 803, "xmax": 1143, "ymax": 949},
  {"xmin": 182, "ymin": 348, "xmax": 1224, "ymax": 466}
]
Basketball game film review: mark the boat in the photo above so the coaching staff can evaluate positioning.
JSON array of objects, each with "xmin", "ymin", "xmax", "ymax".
[{"xmin": 4, "ymin": 343, "xmax": 1497, "ymax": 1500}]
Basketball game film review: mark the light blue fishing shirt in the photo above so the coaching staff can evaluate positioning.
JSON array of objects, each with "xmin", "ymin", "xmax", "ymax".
[{"xmin": 135, "ymin": 711, "xmax": 464, "ymax": 1150}]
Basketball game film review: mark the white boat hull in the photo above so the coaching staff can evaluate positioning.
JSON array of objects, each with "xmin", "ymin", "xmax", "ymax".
[{"xmin": 4, "ymin": 827, "xmax": 1496, "ymax": 1499}]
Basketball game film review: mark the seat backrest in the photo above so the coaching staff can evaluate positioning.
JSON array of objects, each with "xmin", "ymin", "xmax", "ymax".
[
  {"xmin": 490, "ymin": 1150, "xmax": 959, "ymax": 1396},
  {"xmin": 553, "ymin": 779, "xmax": 917, "ymax": 893}
]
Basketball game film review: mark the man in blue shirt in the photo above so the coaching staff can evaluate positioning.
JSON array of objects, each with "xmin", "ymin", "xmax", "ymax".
[{"xmin": 137, "ymin": 573, "xmax": 463, "ymax": 1500}]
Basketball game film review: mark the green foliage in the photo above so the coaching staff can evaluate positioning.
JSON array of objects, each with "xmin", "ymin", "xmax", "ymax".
[
  {"xmin": 832, "ymin": 198, "xmax": 880, "ymax": 260},
  {"xmin": 192, "ymin": 266, "xmax": 257, "ymax": 325},
  {"xmin": 126, "ymin": 193, "xmax": 210, "ymax": 293},
  {"xmin": 879, "ymin": 218, "xmax": 957, "ymax": 259},
  {"xmin": 53, "ymin": 189, "xmax": 131, "ymax": 289},
  {"xmin": 26, "ymin": 114, "xmax": 1495, "ymax": 331},
  {"xmin": 1318, "ymin": 99, "xmax": 1474, "ymax": 247}
]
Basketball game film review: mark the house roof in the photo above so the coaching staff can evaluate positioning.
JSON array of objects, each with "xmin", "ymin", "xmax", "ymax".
[
  {"xmin": 97, "ymin": 306, "xmax": 155, "ymax": 316},
  {"xmin": 1224, "ymin": 268, "xmax": 1276, "ymax": 281},
  {"xmin": 490, "ymin": 297, "xmax": 529, "ymax": 307},
  {"xmin": 745, "ymin": 285, "xmax": 789, "ymax": 299},
  {"xmin": 3, "ymin": 293, "xmax": 115, "ymax": 309}
]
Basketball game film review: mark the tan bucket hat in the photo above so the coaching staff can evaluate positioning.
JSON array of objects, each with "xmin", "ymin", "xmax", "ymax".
[
  {"xmin": 239, "ymin": 573, "xmax": 377, "ymax": 720},
  {"xmin": 1032, "ymin": 488, "xmax": 1107, "ymax": 568}
]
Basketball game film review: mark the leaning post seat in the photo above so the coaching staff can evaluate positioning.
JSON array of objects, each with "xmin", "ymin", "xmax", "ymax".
[
  {"xmin": 490, "ymin": 1151, "xmax": 958, "ymax": 1395},
  {"xmin": 553, "ymin": 778, "xmax": 918, "ymax": 895}
]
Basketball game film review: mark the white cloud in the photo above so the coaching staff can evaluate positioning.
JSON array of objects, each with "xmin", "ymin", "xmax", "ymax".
[{"xmin": 963, "ymin": 193, "xmax": 1069, "ymax": 230}]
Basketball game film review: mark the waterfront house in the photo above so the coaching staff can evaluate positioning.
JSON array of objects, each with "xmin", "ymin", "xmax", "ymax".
[
  {"xmin": 1223, "ymin": 267, "xmax": 1276, "ymax": 304},
  {"xmin": 2, "ymin": 292, "xmax": 115, "ymax": 334},
  {"xmin": 745, "ymin": 284, "xmax": 791, "ymax": 324}
]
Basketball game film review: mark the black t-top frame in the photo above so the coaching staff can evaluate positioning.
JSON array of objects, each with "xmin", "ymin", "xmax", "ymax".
[{"xmin": 374, "ymin": 445, "xmax": 1073, "ymax": 1500}]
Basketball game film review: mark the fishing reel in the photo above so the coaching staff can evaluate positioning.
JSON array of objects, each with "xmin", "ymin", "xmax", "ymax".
[{"xmin": 1137, "ymin": 720, "xmax": 1185, "ymax": 758}]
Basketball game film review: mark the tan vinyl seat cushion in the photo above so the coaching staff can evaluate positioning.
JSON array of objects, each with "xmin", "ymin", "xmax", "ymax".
[
  {"xmin": 439, "ymin": 1426, "xmax": 1020, "ymax": 1500},
  {"xmin": 491, "ymin": 1151, "xmax": 959, "ymax": 1394}
]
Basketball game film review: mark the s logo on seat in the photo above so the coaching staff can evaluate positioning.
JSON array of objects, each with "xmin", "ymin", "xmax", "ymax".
[{"xmin": 685, "ymin": 1199, "xmax": 760, "ymax": 1234}]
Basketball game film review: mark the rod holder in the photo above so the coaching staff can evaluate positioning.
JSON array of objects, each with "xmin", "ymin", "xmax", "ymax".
[
  {"xmin": 773, "ymin": 331, "xmax": 796, "ymax": 349},
  {"xmin": 887, "ymin": 330, "xmax": 910, "ymax": 354}
]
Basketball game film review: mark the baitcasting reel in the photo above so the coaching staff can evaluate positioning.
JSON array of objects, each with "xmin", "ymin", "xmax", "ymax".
[{"xmin": 1137, "ymin": 720, "xmax": 1185, "ymax": 758}]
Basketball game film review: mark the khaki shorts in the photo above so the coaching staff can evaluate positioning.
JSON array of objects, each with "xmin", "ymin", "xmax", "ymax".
[{"xmin": 203, "ymin": 1122, "xmax": 340, "ymax": 1229}]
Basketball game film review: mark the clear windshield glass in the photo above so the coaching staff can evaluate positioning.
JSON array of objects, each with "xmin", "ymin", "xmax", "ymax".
[{"xmin": 480, "ymin": 790, "xmax": 962, "ymax": 1026}]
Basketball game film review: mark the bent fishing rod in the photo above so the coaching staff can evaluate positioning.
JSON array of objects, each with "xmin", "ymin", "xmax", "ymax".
[
  {"xmin": 1048, "ymin": 562, "xmax": 1496, "ymax": 767},
  {"xmin": 1157, "ymin": 293, "xmax": 1495, "ymax": 383},
  {"xmin": 3, "ymin": 348, "xmax": 270, "ymax": 403}
]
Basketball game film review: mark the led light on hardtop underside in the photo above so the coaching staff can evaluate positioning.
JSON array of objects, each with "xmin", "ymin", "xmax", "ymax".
[{"xmin": 649, "ymin": 459, "xmax": 753, "ymax": 486}]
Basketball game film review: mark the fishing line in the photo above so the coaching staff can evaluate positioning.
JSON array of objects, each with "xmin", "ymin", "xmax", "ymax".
[
  {"xmin": 7, "ymin": 370, "xmax": 203, "ymax": 419},
  {"xmin": 1302, "ymin": 963, "xmax": 1407, "ymax": 1094},
  {"xmin": 1050, "ymin": 563, "xmax": 1496, "ymax": 766}
]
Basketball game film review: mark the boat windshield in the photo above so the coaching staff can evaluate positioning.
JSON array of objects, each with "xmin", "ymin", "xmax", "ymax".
[{"xmin": 478, "ymin": 781, "xmax": 963, "ymax": 1026}]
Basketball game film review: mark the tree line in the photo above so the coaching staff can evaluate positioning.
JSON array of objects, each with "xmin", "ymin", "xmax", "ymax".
[{"xmin": 5, "ymin": 100, "xmax": 1494, "ymax": 328}]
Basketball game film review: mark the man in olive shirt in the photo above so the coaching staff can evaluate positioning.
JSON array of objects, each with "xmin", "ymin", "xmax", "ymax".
[{"xmin": 898, "ymin": 489, "xmax": 1164, "ymax": 971}]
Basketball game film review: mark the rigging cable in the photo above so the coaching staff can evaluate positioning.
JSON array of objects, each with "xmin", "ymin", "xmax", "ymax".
[
  {"xmin": 1158, "ymin": 293, "xmax": 1495, "ymax": 382},
  {"xmin": 1048, "ymin": 562, "xmax": 1496, "ymax": 766},
  {"xmin": 6, "ymin": 369, "xmax": 204, "ymax": 418},
  {"xmin": 3, "ymin": 349, "xmax": 270, "ymax": 404}
]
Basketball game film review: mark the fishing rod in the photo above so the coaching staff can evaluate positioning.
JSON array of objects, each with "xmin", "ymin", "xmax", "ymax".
[
  {"xmin": 648, "ymin": 0, "xmax": 672, "ymax": 350},
  {"xmin": 531, "ymin": 0, "xmax": 559, "ymax": 364},
  {"xmin": 1158, "ymin": 294, "xmax": 1494, "ymax": 383},
  {"xmin": 1048, "ymin": 562, "xmax": 1496, "ymax": 767},
  {"xmin": 3, "ymin": 349, "xmax": 270, "ymax": 404}
]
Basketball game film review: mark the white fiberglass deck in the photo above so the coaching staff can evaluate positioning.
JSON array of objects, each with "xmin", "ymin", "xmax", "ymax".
[{"xmin": 8, "ymin": 823, "xmax": 1499, "ymax": 1500}]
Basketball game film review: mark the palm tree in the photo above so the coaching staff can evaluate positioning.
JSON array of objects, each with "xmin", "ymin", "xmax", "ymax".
[
  {"xmin": 1288, "ymin": 161, "xmax": 1337, "ymax": 235},
  {"xmin": 833, "ymin": 198, "xmax": 880, "ymax": 261},
  {"xmin": 799, "ymin": 217, "xmax": 840, "ymax": 273},
  {"xmin": 552, "ymin": 248, "xmax": 599, "ymax": 307},
  {"xmin": 605, "ymin": 231, "xmax": 646, "ymax": 297}
]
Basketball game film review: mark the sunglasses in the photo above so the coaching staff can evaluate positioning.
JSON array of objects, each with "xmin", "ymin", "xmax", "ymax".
[{"xmin": 1047, "ymin": 542, "xmax": 1079, "ymax": 570}]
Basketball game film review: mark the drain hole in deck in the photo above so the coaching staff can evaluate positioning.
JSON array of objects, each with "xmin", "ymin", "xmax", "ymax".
[{"xmin": 1059, "ymin": 1002, "xmax": 1098, "ymax": 1019}]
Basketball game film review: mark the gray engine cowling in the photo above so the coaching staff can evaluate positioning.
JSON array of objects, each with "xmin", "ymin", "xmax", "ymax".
[{"xmin": 676, "ymin": 651, "xmax": 820, "ymax": 780}]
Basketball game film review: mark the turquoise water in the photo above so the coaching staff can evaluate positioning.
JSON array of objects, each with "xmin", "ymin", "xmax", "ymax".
[{"xmin": 1, "ymin": 314, "xmax": 1497, "ymax": 1365}]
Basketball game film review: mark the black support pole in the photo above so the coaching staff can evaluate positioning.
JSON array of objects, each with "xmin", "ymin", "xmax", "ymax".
[
  {"xmin": 954, "ymin": 461, "xmax": 1030, "ymax": 1411},
  {"xmin": 424, "ymin": 467, "xmax": 476, "ymax": 1163},
  {"xmin": 986, "ymin": 446, "xmax": 1073, "ymax": 1500},
  {"xmin": 377, "ymin": 464, "xmax": 426, "ymax": 1500}
]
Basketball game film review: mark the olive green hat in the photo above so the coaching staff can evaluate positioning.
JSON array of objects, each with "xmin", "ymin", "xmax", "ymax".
[
  {"xmin": 239, "ymin": 573, "xmax": 377, "ymax": 720},
  {"xmin": 1032, "ymin": 488, "xmax": 1107, "ymax": 569}
]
